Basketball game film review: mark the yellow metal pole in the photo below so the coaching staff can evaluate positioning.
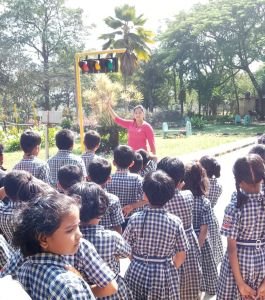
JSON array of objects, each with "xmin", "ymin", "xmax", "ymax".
[
  {"xmin": 74, "ymin": 48, "xmax": 126, "ymax": 153},
  {"xmin": 75, "ymin": 54, "xmax": 85, "ymax": 153}
]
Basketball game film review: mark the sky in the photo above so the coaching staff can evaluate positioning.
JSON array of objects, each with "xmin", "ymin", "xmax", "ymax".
[{"xmin": 65, "ymin": 0, "xmax": 208, "ymax": 49}]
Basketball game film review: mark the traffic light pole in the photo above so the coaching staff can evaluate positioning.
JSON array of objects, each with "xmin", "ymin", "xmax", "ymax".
[{"xmin": 74, "ymin": 48, "xmax": 126, "ymax": 152}]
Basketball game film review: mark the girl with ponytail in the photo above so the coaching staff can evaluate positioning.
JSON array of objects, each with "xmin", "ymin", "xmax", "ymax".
[{"xmin": 217, "ymin": 154, "xmax": 265, "ymax": 299}]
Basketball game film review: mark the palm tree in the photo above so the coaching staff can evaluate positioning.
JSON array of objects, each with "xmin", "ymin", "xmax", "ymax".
[{"xmin": 99, "ymin": 5, "xmax": 154, "ymax": 81}]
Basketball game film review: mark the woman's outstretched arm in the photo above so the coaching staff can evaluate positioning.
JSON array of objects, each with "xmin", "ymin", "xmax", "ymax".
[{"xmin": 107, "ymin": 101, "xmax": 119, "ymax": 120}]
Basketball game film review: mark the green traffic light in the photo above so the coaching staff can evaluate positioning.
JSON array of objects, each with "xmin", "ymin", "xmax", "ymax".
[{"xmin": 106, "ymin": 59, "xmax": 113, "ymax": 71}]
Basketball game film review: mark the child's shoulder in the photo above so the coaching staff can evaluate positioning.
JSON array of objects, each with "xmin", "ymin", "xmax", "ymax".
[
  {"xmin": 179, "ymin": 189, "xmax": 193, "ymax": 198},
  {"xmin": 166, "ymin": 211, "xmax": 183, "ymax": 226}
]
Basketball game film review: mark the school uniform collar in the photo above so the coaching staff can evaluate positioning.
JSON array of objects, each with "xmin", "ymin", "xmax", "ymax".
[
  {"xmin": 27, "ymin": 252, "xmax": 68, "ymax": 267},
  {"xmin": 115, "ymin": 168, "xmax": 129, "ymax": 173},
  {"xmin": 57, "ymin": 150, "xmax": 72, "ymax": 155},
  {"xmin": 240, "ymin": 189, "xmax": 264, "ymax": 199},
  {"xmin": 6, "ymin": 200, "xmax": 22, "ymax": 209},
  {"xmin": 80, "ymin": 224, "xmax": 104, "ymax": 232},
  {"xmin": 22, "ymin": 155, "xmax": 35, "ymax": 160},
  {"xmin": 144, "ymin": 206, "xmax": 167, "ymax": 213}
]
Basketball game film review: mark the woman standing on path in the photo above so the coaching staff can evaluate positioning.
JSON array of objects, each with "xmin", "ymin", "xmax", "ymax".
[{"xmin": 108, "ymin": 102, "xmax": 156, "ymax": 155}]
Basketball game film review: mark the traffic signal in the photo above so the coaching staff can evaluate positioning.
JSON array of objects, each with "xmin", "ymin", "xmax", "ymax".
[{"xmin": 78, "ymin": 55, "xmax": 119, "ymax": 74}]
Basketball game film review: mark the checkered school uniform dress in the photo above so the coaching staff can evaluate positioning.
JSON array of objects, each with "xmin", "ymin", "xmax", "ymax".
[
  {"xmin": 165, "ymin": 190, "xmax": 202, "ymax": 299},
  {"xmin": 106, "ymin": 169, "xmax": 143, "ymax": 217},
  {"xmin": 13, "ymin": 156, "xmax": 51, "ymax": 184},
  {"xmin": 47, "ymin": 150, "xmax": 87, "ymax": 186},
  {"xmin": 81, "ymin": 152, "xmax": 99, "ymax": 175},
  {"xmin": 123, "ymin": 206, "xmax": 189, "ymax": 300},
  {"xmin": 0, "ymin": 234, "xmax": 14, "ymax": 269},
  {"xmin": 193, "ymin": 195, "xmax": 219, "ymax": 295},
  {"xmin": 207, "ymin": 177, "xmax": 223, "ymax": 265},
  {"xmin": 217, "ymin": 191, "xmax": 265, "ymax": 299},
  {"xmin": 81, "ymin": 225, "xmax": 134, "ymax": 300},
  {"xmin": 0, "ymin": 200, "xmax": 21, "ymax": 245},
  {"xmin": 16, "ymin": 252, "xmax": 95, "ymax": 300},
  {"xmin": 100, "ymin": 192, "xmax": 125, "ymax": 230},
  {"xmin": 139, "ymin": 160, "xmax": 157, "ymax": 178},
  {"xmin": 1, "ymin": 238, "xmax": 115, "ymax": 288}
]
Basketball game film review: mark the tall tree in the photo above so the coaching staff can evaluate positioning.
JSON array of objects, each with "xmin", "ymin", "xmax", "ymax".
[
  {"xmin": 0, "ymin": 0, "xmax": 86, "ymax": 112},
  {"xmin": 197, "ymin": 0, "xmax": 265, "ymax": 117},
  {"xmin": 99, "ymin": 4, "xmax": 154, "ymax": 86}
]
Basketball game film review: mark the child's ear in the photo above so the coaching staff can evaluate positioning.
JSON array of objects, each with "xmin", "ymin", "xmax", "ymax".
[
  {"xmin": 38, "ymin": 234, "xmax": 49, "ymax": 250},
  {"xmin": 176, "ymin": 181, "xmax": 185, "ymax": 190},
  {"xmin": 143, "ymin": 192, "xmax": 149, "ymax": 203},
  {"xmin": 128, "ymin": 161, "xmax": 135, "ymax": 168},
  {"xmin": 113, "ymin": 160, "xmax": 116, "ymax": 167},
  {"xmin": 105, "ymin": 176, "xmax": 111, "ymax": 184}
]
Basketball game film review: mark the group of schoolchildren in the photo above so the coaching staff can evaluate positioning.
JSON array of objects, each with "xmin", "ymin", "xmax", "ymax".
[{"xmin": 0, "ymin": 128, "xmax": 265, "ymax": 299}]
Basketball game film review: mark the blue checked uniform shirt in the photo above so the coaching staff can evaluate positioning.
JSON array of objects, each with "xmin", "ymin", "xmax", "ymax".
[
  {"xmin": 0, "ymin": 200, "xmax": 21, "ymax": 245},
  {"xmin": 16, "ymin": 253, "xmax": 95, "ymax": 300},
  {"xmin": 123, "ymin": 206, "xmax": 189, "ymax": 257},
  {"xmin": 80, "ymin": 225, "xmax": 131, "ymax": 274},
  {"xmin": 165, "ymin": 189, "xmax": 194, "ymax": 229},
  {"xmin": 13, "ymin": 156, "xmax": 51, "ymax": 184},
  {"xmin": 208, "ymin": 177, "xmax": 222, "ymax": 208},
  {"xmin": 217, "ymin": 191, "xmax": 265, "ymax": 299},
  {"xmin": 0, "ymin": 234, "xmax": 14, "ymax": 269},
  {"xmin": 100, "ymin": 191, "xmax": 125, "ymax": 229},
  {"xmin": 106, "ymin": 169, "xmax": 143, "ymax": 216},
  {"xmin": 1, "ymin": 238, "xmax": 115, "ymax": 288},
  {"xmin": 48, "ymin": 150, "xmax": 87, "ymax": 187},
  {"xmin": 81, "ymin": 152, "xmax": 99, "ymax": 175}
]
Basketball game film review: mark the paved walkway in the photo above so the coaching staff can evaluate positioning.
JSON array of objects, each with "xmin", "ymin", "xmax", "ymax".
[{"xmin": 179, "ymin": 136, "xmax": 256, "ymax": 163}]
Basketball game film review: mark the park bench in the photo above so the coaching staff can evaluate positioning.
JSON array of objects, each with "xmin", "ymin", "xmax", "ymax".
[{"xmin": 162, "ymin": 122, "xmax": 187, "ymax": 139}]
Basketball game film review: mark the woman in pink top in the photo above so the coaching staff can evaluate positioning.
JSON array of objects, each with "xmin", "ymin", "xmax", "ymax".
[{"xmin": 108, "ymin": 103, "xmax": 156, "ymax": 155}]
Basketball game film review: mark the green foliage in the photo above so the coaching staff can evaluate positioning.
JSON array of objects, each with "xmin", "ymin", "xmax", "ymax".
[
  {"xmin": 190, "ymin": 116, "xmax": 206, "ymax": 129},
  {"xmin": 99, "ymin": 4, "xmax": 154, "ymax": 80},
  {"xmin": 61, "ymin": 118, "xmax": 72, "ymax": 129}
]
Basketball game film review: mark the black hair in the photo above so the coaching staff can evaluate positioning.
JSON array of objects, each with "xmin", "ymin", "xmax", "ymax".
[
  {"xmin": 183, "ymin": 161, "xmax": 209, "ymax": 196},
  {"xmin": 88, "ymin": 157, "xmax": 111, "ymax": 185},
  {"xmin": 55, "ymin": 129, "xmax": 74, "ymax": 150},
  {"xmin": 249, "ymin": 145, "xmax": 265, "ymax": 162},
  {"xmin": 129, "ymin": 152, "xmax": 143, "ymax": 174},
  {"xmin": 199, "ymin": 155, "xmax": 221, "ymax": 178},
  {"xmin": 84, "ymin": 130, "xmax": 101, "ymax": 150},
  {"xmin": 143, "ymin": 170, "xmax": 175, "ymax": 207},
  {"xmin": 68, "ymin": 182, "xmax": 109, "ymax": 222},
  {"xmin": 114, "ymin": 145, "xmax": 134, "ymax": 169},
  {"xmin": 157, "ymin": 157, "xmax": 184, "ymax": 185},
  {"xmin": 233, "ymin": 154, "xmax": 265, "ymax": 208},
  {"xmin": 20, "ymin": 130, "xmax": 41, "ymax": 154},
  {"xmin": 13, "ymin": 192, "xmax": 80, "ymax": 256},
  {"xmin": 4, "ymin": 170, "xmax": 53, "ymax": 202},
  {"xmin": 137, "ymin": 149, "xmax": 149, "ymax": 167},
  {"xmin": 58, "ymin": 165, "xmax": 83, "ymax": 190}
]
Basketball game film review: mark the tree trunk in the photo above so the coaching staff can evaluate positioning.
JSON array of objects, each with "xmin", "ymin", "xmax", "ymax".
[
  {"xmin": 43, "ymin": 56, "xmax": 50, "ymax": 111},
  {"xmin": 108, "ymin": 126, "xmax": 119, "ymax": 150},
  {"xmin": 231, "ymin": 73, "xmax": 240, "ymax": 114},
  {"xmin": 173, "ymin": 69, "xmax": 177, "ymax": 106},
  {"xmin": 244, "ymin": 65, "xmax": 264, "ymax": 118},
  {"xmin": 178, "ymin": 71, "xmax": 185, "ymax": 116}
]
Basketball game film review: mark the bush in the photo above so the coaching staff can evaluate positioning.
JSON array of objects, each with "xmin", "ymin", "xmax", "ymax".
[
  {"xmin": 190, "ymin": 116, "xmax": 206, "ymax": 129},
  {"xmin": 61, "ymin": 118, "xmax": 72, "ymax": 129}
]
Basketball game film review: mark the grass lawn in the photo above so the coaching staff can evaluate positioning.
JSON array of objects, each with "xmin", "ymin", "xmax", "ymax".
[{"xmin": 3, "ymin": 122, "xmax": 265, "ymax": 171}]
